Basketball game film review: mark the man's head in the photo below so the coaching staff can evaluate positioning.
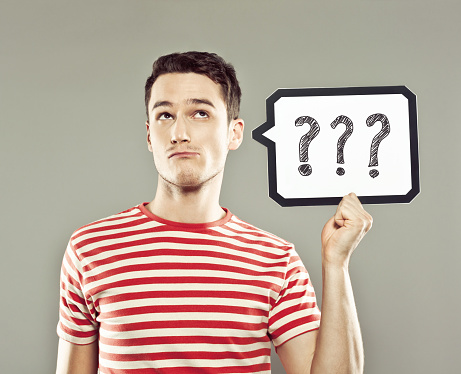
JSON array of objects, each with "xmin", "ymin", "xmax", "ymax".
[
  {"xmin": 145, "ymin": 51, "xmax": 241, "ymax": 124},
  {"xmin": 144, "ymin": 52, "xmax": 244, "ymax": 190}
]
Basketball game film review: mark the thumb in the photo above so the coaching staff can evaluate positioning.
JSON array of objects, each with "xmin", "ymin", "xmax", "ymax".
[{"xmin": 321, "ymin": 216, "xmax": 337, "ymax": 242}]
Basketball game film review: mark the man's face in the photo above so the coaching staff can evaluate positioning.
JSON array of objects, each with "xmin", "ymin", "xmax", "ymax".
[{"xmin": 146, "ymin": 73, "xmax": 243, "ymax": 189}]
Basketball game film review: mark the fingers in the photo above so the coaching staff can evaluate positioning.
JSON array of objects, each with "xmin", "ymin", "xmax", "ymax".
[{"xmin": 334, "ymin": 193, "xmax": 373, "ymax": 232}]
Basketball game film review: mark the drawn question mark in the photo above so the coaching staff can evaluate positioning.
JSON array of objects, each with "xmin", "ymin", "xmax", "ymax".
[
  {"xmin": 367, "ymin": 113, "xmax": 390, "ymax": 178},
  {"xmin": 295, "ymin": 116, "xmax": 320, "ymax": 176},
  {"xmin": 330, "ymin": 115, "xmax": 354, "ymax": 176}
]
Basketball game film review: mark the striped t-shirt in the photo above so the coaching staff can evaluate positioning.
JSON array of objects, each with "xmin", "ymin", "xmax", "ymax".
[{"xmin": 57, "ymin": 203, "xmax": 321, "ymax": 373}]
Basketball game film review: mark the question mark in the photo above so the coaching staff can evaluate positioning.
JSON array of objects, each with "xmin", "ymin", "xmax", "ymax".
[
  {"xmin": 295, "ymin": 116, "xmax": 320, "ymax": 176},
  {"xmin": 330, "ymin": 115, "xmax": 354, "ymax": 176},
  {"xmin": 367, "ymin": 113, "xmax": 390, "ymax": 178}
]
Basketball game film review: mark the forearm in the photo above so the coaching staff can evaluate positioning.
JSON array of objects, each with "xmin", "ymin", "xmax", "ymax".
[
  {"xmin": 56, "ymin": 339, "xmax": 99, "ymax": 374},
  {"xmin": 310, "ymin": 263, "xmax": 364, "ymax": 374}
]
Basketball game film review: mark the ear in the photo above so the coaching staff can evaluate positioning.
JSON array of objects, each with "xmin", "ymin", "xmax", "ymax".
[
  {"xmin": 228, "ymin": 118, "xmax": 244, "ymax": 150},
  {"xmin": 146, "ymin": 121, "xmax": 153, "ymax": 152}
]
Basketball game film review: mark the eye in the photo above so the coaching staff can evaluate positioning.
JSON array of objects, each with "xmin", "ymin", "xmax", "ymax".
[
  {"xmin": 193, "ymin": 111, "xmax": 209, "ymax": 119},
  {"xmin": 158, "ymin": 112, "xmax": 173, "ymax": 120}
]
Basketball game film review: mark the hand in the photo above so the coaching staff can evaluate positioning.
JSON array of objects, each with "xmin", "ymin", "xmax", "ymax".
[{"xmin": 321, "ymin": 193, "xmax": 373, "ymax": 267}]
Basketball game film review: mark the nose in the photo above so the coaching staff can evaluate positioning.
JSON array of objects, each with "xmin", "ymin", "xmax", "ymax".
[{"xmin": 170, "ymin": 116, "xmax": 191, "ymax": 144}]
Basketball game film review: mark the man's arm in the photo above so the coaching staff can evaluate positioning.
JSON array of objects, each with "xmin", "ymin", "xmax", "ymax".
[
  {"xmin": 56, "ymin": 338, "xmax": 98, "ymax": 374},
  {"xmin": 277, "ymin": 193, "xmax": 372, "ymax": 374}
]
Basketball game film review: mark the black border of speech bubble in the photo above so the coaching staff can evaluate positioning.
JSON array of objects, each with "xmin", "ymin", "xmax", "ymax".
[{"xmin": 252, "ymin": 86, "xmax": 419, "ymax": 206}]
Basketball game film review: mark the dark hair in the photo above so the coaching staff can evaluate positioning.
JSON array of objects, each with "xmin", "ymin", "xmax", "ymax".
[{"xmin": 144, "ymin": 51, "xmax": 241, "ymax": 123}]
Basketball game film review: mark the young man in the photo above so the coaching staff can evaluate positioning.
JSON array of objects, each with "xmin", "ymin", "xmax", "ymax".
[{"xmin": 56, "ymin": 52, "xmax": 372, "ymax": 374}]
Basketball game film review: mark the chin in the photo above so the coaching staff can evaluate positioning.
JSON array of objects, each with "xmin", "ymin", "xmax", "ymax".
[
  {"xmin": 161, "ymin": 171, "xmax": 203, "ymax": 188},
  {"xmin": 176, "ymin": 177, "xmax": 203, "ymax": 188},
  {"xmin": 161, "ymin": 169, "xmax": 221, "ymax": 190}
]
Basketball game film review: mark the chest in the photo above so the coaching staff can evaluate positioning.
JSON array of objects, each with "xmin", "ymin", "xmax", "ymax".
[{"xmin": 83, "ymin": 243, "xmax": 285, "ymax": 336}]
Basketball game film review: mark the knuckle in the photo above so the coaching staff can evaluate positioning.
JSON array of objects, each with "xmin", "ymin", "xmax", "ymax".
[{"xmin": 365, "ymin": 216, "xmax": 373, "ymax": 231}]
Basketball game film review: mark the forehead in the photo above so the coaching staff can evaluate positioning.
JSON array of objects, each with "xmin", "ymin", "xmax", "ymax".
[{"xmin": 149, "ymin": 73, "xmax": 226, "ymax": 110}]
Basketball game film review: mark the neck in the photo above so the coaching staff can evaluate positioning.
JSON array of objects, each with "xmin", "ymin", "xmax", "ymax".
[{"xmin": 146, "ymin": 174, "xmax": 225, "ymax": 224}]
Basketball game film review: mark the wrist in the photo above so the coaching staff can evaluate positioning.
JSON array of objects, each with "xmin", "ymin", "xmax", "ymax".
[
  {"xmin": 321, "ymin": 259, "xmax": 353, "ymax": 296},
  {"xmin": 321, "ymin": 250, "xmax": 351, "ymax": 270}
]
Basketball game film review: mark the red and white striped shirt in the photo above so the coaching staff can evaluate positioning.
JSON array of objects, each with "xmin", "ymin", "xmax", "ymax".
[{"xmin": 58, "ymin": 203, "xmax": 321, "ymax": 373}]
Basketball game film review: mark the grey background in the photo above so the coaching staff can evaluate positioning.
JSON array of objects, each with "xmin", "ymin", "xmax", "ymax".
[{"xmin": 1, "ymin": 0, "xmax": 459, "ymax": 373}]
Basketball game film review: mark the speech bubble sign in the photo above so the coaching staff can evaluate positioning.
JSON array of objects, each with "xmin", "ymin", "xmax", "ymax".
[{"xmin": 252, "ymin": 86, "xmax": 419, "ymax": 206}]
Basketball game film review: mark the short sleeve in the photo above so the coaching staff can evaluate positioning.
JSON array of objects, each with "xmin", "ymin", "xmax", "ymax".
[
  {"xmin": 57, "ymin": 240, "xmax": 99, "ymax": 345},
  {"xmin": 268, "ymin": 246, "xmax": 321, "ymax": 348}
]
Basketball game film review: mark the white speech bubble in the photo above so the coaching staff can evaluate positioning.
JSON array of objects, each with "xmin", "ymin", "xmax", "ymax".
[{"xmin": 252, "ymin": 86, "xmax": 419, "ymax": 206}]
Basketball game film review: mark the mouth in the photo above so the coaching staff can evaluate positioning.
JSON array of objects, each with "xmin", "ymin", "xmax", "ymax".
[{"xmin": 169, "ymin": 151, "xmax": 200, "ymax": 159}]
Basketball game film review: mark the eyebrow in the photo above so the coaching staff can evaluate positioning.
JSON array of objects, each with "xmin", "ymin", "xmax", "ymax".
[
  {"xmin": 152, "ymin": 100, "xmax": 173, "ymax": 110},
  {"xmin": 151, "ymin": 98, "xmax": 216, "ymax": 111},
  {"xmin": 186, "ymin": 98, "xmax": 215, "ymax": 108}
]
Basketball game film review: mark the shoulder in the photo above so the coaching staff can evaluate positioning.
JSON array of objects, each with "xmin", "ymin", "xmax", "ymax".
[
  {"xmin": 68, "ymin": 204, "xmax": 147, "ymax": 254},
  {"xmin": 227, "ymin": 213, "xmax": 289, "ymax": 243},
  {"xmin": 223, "ymin": 212, "xmax": 295, "ymax": 254}
]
